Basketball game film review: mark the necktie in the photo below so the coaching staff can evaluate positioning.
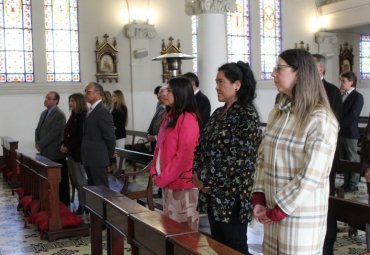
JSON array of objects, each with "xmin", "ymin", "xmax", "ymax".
[
  {"xmin": 342, "ymin": 91, "xmax": 348, "ymax": 102},
  {"xmin": 40, "ymin": 112, "xmax": 49, "ymax": 126}
]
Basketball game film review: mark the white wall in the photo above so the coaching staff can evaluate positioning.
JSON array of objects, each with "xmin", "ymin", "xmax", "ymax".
[{"xmin": 0, "ymin": 0, "xmax": 369, "ymax": 151}]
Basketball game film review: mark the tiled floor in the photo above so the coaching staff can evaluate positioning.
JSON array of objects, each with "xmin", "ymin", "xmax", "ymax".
[{"xmin": 0, "ymin": 172, "xmax": 368, "ymax": 254}]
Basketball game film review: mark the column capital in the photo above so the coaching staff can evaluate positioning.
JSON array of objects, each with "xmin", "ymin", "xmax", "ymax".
[
  {"xmin": 124, "ymin": 23, "xmax": 157, "ymax": 39},
  {"xmin": 185, "ymin": 0, "xmax": 236, "ymax": 15}
]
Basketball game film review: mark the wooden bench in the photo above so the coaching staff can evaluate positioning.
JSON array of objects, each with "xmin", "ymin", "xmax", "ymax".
[
  {"xmin": 105, "ymin": 196, "xmax": 149, "ymax": 255},
  {"xmin": 115, "ymin": 148, "xmax": 154, "ymax": 210},
  {"xmin": 130, "ymin": 210, "xmax": 197, "ymax": 255},
  {"xmin": 126, "ymin": 130, "xmax": 149, "ymax": 146},
  {"xmin": 168, "ymin": 232, "xmax": 244, "ymax": 255},
  {"xmin": 330, "ymin": 196, "xmax": 370, "ymax": 252},
  {"xmin": 1, "ymin": 136, "xmax": 19, "ymax": 189},
  {"xmin": 17, "ymin": 149, "xmax": 89, "ymax": 241},
  {"xmin": 86, "ymin": 185, "xmax": 246, "ymax": 255},
  {"xmin": 84, "ymin": 185, "xmax": 124, "ymax": 255}
]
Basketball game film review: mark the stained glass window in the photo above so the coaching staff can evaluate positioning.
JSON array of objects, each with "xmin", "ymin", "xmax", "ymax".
[
  {"xmin": 360, "ymin": 34, "xmax": 370, "ymax": 80},
  {"xmin": 191, "ymin": 15, "xmax": 198, "ymax": 73},
  {"xmin": 44, "ymin": 0, "xmax": 80, "ymax": 82},
  {"xmin": 260, "ymin": 0, "xmax": 281, "ymax": 79},
  {"xmin": 0, "ymin": 0, "xmax": 33, "ymax": 83},
  {"xmin": 226, "ymin": 0, "xmax": 250, "ymax": 64}
]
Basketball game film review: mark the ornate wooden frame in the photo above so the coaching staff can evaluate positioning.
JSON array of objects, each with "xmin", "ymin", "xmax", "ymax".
[
  {"xmin": 95, "ymin": 34, "xmax": 119, "ymax": 83},
  {"xmin": 339, "ymin": 43, "xmax": 354, "ymax": 74}
]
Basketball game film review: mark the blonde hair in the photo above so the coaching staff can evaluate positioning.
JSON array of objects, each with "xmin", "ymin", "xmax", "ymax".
[{"xmin": 271, "ymin": 49, "xmax": 332, "ymax": 131}]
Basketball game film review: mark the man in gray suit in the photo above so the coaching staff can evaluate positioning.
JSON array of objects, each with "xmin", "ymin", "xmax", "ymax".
[
  {"xmin": 35, "ymin": 91, "xmax": 69, "ymax": 205},
  {"xmin": 81, "ymin": 82, "xmax": 115, "ymax": 187}
]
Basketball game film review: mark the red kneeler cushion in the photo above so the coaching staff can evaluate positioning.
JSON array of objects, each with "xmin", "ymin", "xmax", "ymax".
[
  {"xmin": 36, "ymin": 203, "xmax": 83, "ymax": 232},
  {"xmin": 28, "ymin": 200, "xmax": 40, "ymax": 215},
  {"xmin": 18, "ymin": 195, "xmax": 32, "ymax": 211},
  {"xmin": 15, "ymin": 187, "xmax": 25, "ymax": 199},
  {"xmin": 3, "ymin": 168, "xmax": 12, "ymax": 181}
]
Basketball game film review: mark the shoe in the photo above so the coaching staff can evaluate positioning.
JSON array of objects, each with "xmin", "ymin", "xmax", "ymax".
[
  {"xmin": 74, "ymin": 206, "xmax": 85, "ymax": 215},
  {"xmin": 344, "ymin": 186, "xmax": 358, "ymax": 192}
]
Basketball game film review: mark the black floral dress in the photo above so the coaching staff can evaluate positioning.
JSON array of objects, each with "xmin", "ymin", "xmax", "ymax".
[{"xmin": 193, "ymin": 101, "xmax": 262, "ymax": 223}]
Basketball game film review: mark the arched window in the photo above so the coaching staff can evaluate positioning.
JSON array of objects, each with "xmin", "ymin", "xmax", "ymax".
[
  {"xmin": 44, "ymin": 0, "xmax": 80, "ymax": 82},
  {"xmin": 226, "ymin": 0, "xmax": 250, "ymax": 64},
  {"xmin": 260, "ymin": 0, "xmax": 281, "ymax": 79},
  {"xmin": 360, "ymin": 34, "xmax": 370, "ymax": 80},
  {"xmin": 0, "ymin": 0, "xmax": 33, "ymax": 83},
  {"xmin": 191, "ymin": 0, "xmax": 251, "ymax": 72},
  {"xmin": 191, "ymin": 15, "xmax": 198, "ymax": 73}
]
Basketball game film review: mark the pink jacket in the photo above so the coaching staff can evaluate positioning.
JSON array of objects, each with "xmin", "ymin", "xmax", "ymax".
[{"xmin": 150, "ymin": 112, "xmax": 199, "ymax": 189}]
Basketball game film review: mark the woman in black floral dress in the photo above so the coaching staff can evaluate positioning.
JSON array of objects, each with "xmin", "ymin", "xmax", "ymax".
[{"xmin": 193, "ymin": 61, "xmax": 262, "ymax": 254}]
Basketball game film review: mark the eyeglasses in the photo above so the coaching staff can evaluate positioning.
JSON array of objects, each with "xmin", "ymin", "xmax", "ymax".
[
  {"xmin": 84, "ymin": 89, "xmax": 95, "ymax": 94},
  {"xmin": 272, "ymin": 64, "xmax": 292, "ymax": 73}
]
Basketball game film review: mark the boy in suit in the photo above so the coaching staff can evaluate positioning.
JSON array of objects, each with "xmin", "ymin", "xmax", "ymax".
[{"xmin": 339, "ymin": 71, "xmax": 364, "ymax": 192}]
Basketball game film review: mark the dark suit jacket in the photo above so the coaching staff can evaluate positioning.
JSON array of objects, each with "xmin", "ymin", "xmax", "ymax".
[
  {"xmin": 35, "ymin": 106, "xmax": 66, "ymax": 160},
  {"xmin": 195, "ymin": 90, "xmax": 211, "ymax": 130},
  {"xmin": 63, "ymin": 111, "xmax": 86, "ymax": 162},
  {"xmin": 147, "ymin": 104, "xmax": 166, "ymax": 136},
  {"xmin": 339, "ymin": 89, "xmax": 364, "ymax": 139},
  {"xmin": 322, "ymin": 79, "xmax": 342, "ymax": 121},
  {"xmin": 81, "ymin": 102, "xmax": 116, "ymax": 167},
  {"xmin": 111, "ymin": 105, "xmax": 127, "ymax": 139}
]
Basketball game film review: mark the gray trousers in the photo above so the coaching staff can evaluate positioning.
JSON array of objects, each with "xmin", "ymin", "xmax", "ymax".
[
  {"xmin": 67, "ymin": 158, "xmax": 88, "ymax": 206},
  {"xmin": 339, "ymin": 137, "xmax": 360, "ymax": 188}
]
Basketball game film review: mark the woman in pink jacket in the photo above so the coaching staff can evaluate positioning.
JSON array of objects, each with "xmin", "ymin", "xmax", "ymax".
[{"xmin": 150, "ymin": 77, "xmax": 200, "ymax": 230}]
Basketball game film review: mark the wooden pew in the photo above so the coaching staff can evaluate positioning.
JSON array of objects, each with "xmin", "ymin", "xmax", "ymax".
[
  {"xmin": 86, "ymin": 185, "xmax": 247, "ymax": 255},
  {"xmin": 1, "ymin": 136, "xmax": 19, "ymax": 189},
  {"xmin": 17, "ymin": 149, "xmax": 89, "ymax": 241},
  {"xmin": 126, "ymin": 130, "xmax": 148, "ymax": 145},
  {"xmin": 330, "ymin": 196, "xmax": 370, "ymax": 252},
  {"xmin": 168, "ymin": 232, "xmax": 244, "ymax": 255},
  {"xmin": 84, "ymin": 185, "xmax": 124, "ymax": 255},
  {"xmin": 129, "ymin": 210, "xmax": 197, "ymax": 255},
  {"xmin": 115, "ymin": 148, "xmax": 154, "ymax": 210},
  {"xmin": 105, "ymin": 196, "xmax": 149, "ymax": 255}
]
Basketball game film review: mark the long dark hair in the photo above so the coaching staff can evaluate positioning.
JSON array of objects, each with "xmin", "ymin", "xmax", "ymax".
[
  {"xmin": 69, "ymin": 93, "xmax": 87, "ymax": 114},
  {"xmin": 217, "ymin": 61, "xmax": 257, "ymax": 105},
  {"xmin": 166, "ymin": 77, "xmax": 200, "ymax": 128}
]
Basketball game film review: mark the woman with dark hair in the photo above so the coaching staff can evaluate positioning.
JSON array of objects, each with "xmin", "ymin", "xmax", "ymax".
[
  {"xmin": 111, "ymin": 90, "xmax": 128, "ymax": 171},
  {"xmin": 60, "ymin": 93, "xmax": 88, "ymax": 214},
  {"xmin": 252, "ymin": 49, "xmax": 338, "ymax": 255},
  {"xmin": 193, "ymin": 61, "xmax": 262, "ymax": 254},
  {"xmin": 150, "ymin": 77, "xmax": 200, "ymax": 230}
]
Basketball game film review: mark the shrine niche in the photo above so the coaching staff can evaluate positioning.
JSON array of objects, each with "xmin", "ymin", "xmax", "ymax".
[
  {"xmin": 339, "ymin": 43, "xmax": 354, "ymax": 74},
  {"xmin": 95, "ymin": 34, "xmax": 119, "ymax": 83}
]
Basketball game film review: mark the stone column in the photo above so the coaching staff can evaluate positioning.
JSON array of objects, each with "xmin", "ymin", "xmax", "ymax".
[
  {"xmin": 185, "ymin": 0, "xmax": 236, "ymax": 111},
  {"xmin": 124, "ymin": 23, "xmax": 157, "ymax": 130},
  {"xmin": 315, "ymin": 32, "xmax": 339, "ymax": 85}
]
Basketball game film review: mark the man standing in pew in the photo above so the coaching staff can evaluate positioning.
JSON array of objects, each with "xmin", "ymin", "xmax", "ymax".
[
  {"xmin": 35, "ymin": 91, "xmax": 70, "ymax": 206},
  {"xmin": 312, "ymin": 54, "xmax": 343, "ymax": 255},
  {"xmin": 81, "ymin": 82, "xmax": 115, "ymax": 188}
]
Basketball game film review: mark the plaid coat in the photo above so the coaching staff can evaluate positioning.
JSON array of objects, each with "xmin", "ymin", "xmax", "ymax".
[{"xmin": 253, "ymin": 101, "xmax": 338, "ymax": 255}]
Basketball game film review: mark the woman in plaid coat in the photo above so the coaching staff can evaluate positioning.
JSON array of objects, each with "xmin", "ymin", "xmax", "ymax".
[{"xmin": 252, "ymin": 49, "xmax": 339, "ymax": 255}]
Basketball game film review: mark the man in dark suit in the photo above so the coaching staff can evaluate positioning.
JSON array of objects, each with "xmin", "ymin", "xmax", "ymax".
[
  {"xmin": 35, "ymin": 91, "xmax": 70, "ymax": 205},
  {"xmin": 81, "ymin": 82, "xmax": 116, "ymax": 187},
  {"xmin": 147, "ymin": 85, "xmax": 167, "ymax": 153},
  {"xmin": 313, "ymin": 54, "xmax": 343, "ymax": 255},
  {"xmin": 339, "ymin": 71, "xmax": 364, "ymax": 191},
  {"xmin": 183, "ymin": 72, "xmax": 211, "ymax": 130}
]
